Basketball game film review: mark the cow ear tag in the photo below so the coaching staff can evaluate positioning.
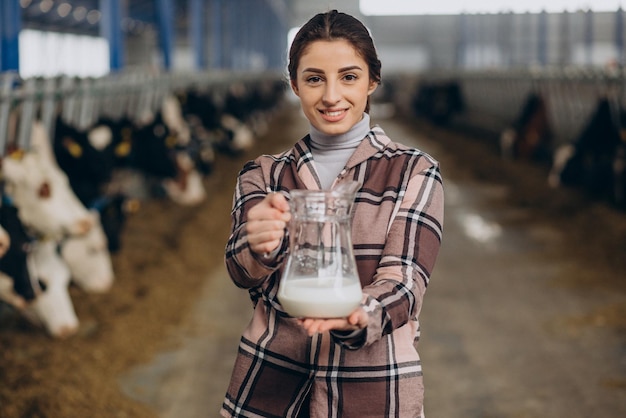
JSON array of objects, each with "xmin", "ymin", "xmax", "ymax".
[
  {"xmin": 115, "ymin": 141, "xmax": 131, "ymax": 157},
  {"xmin": 62, "ymin": 137, "xmax": 83, "ymax": 158},
  {"xmin": 165, "ymin": 135, "xmax": 178, "ymax": 148},
  {"xmin": 7, "ymin": 148, "xmax": 25, "ymax": 161}
]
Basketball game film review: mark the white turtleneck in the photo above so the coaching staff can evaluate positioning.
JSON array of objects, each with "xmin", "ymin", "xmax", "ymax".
[{"xmin": 308, "ymin": 113, "xmax": 371, "ymax": 189}]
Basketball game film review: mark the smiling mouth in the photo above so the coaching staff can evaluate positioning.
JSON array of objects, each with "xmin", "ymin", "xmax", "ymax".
[{"xmin": 321, "ymin": 109, "xmax": 345, "ymax": 117}]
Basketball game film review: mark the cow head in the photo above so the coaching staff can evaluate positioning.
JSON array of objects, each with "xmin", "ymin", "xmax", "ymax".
[
  {"xmin": 25, "ymin": 240, "xmax": 79, "ymax": 338},
  {"xmin": 2, "ymin": 147, "xmax": 94, "ymax": 239},
  {"xmin": 59, "ymin": 210, "xmax": 114, "ymax": 293},
  {"xmin": 0, "ymin": 201, "xmax": 78, "ymax": 338}
]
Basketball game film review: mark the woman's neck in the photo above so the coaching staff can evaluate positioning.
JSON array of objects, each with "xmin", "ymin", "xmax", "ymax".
[
  {"xmin": 309, "ymin": 113, "xmax": 370, "ymax": 150},
  {"xmin": 308, "ymin": 113, "xmax": 370, "ymax": 189}
]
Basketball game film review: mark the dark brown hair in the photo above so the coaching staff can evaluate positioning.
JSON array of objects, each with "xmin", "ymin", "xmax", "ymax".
[{"xmin": 288, "ymin": 10, "xmax": 382, "ymax": 112}]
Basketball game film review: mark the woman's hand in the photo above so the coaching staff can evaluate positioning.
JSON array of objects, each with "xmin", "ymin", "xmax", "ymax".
[
  {"xmin": 246, "ymin": 192, "xmax": 291, "ymax": 255},
  {"xmin": 299, "ymin": 307, "xmax": 368, "ymax": 336}
]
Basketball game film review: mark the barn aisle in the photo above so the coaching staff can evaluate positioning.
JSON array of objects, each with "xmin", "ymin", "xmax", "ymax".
[
  {"xmin": 117, "ymin": 265, "xmax": 248, "ymax": 417},
  {"xmin": 116, "ymin": 102, "xmax": 626, "ymax": 418},
  {"xmin": 384, "ymin": 122, "xmax": 626, "ymax": 417},
  {"xmin": 3, "ymin": 101, "xmax": 624, "ymax": 417},
  {"xmin": 116, "ymin": 100, "xmax": 313, "ymax": 417}
]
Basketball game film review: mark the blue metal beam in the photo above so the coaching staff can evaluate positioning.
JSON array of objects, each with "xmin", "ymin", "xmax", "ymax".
[
  {"xmin": 456, "ymin": 13, "xmax": 467, "ymax": 68},
  {"xmin": 100, "ymin": 0, "xmax": 125, "ymax": 71},
  {"xmin": 538, "ymin": 10, "xmax": 548, "ymax": 67},
  {"xmin": 230, "ymin": 0, "xmax": 241, "ymax": 69},
  {"xmin": 585, "ymin": 10, "xmax": 593, "ymax": 67},
  {"xmin": 189, "ymin": 0, "xmax": 205, "ymax": 69},
  {"xmin": 616, "ymin": 8, "xmax": 624, "ymax": 67},
  {"xmin": 210, "ymin": 0, "xmax": 223, "ymax": 69},
  {"xmin": 156, "ymin": 0, "xmax": 175, "ymax": 70},
  {"xmin": 1, "ymin": 0, "xmax": 21, "ymax": 72}
]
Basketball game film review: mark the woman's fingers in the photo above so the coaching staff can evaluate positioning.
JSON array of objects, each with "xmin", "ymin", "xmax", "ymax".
[
  {"xmin": 246, "ymin": 193, "xmax": 291, "ymax": 255},
  {"xmin": 300, "ymin": 318, "xmax": 355, "ymax": 336},
  {"xmin": 298, "ymin": 308, "xmax": 367, "ymax": 335},
  {"xmin": 268, "ymin": 192, "xmax": 291, "ymax": 214},
  {"xmin": 247, "ymin": 219, "xmax": 287, "ymax": 235}
]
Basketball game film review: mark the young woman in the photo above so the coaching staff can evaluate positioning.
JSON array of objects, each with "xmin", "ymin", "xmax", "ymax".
[{"xmin": 221, "ymin": 10, "xmax": 444, "ymax": 418}]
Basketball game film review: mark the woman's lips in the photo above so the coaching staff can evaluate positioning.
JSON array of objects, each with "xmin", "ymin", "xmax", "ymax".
[{"xmin": 319, "ymin": 109, "xmax": 347, "ymax": 122}]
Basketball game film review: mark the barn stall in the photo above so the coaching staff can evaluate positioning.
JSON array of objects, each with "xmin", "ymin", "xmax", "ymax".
[
  {"xmin": 385, "ymin": 67, "xmax": 626, "ymax": 211},
  {"xmin": 1, "ymin": 1, "xmax": 626, "ymax": 416},
  {"xmin": 0, "ymin": 69, "xmax": 288, "ymax": 416}
]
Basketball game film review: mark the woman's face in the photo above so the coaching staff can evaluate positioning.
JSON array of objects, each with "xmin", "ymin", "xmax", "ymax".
[{"xmin": 291, "ymin": 39, "xmax": 378, "ymax": 136}]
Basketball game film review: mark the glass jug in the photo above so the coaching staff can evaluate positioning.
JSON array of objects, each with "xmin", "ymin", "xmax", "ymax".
[{"xmin": 278, "ymin": 181, "xmax": 362, "ymax": 318}]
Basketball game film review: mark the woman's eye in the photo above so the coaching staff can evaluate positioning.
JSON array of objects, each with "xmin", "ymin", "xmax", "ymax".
[
  {"xmin": 343, "ymin": 74, "xmax": 358, "ymax": 82},
  {"xmin": 306, "ymin": 76, "xmax": 323, "ymax": 84}
]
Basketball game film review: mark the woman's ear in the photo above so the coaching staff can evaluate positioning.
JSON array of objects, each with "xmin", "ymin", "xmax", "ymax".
[
  {"xmin": 290, "ymin": 80, "xmax": 300, "ymax": 97},
  {"xmin": 367, "ymin": 81, "xmax": 378, "ymax": 96}
]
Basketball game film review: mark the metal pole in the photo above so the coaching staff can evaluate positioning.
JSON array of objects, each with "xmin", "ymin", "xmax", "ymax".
[
  {"xmin": 585, "ymin": 9, "xmax": 593, "ymax": 67},
  {"xmin": 230, "ymin": 0, "xmax": 241, "ymax": 69},
  {"xmin": 210, "ymin": 0, "xmax": 224, "ymax": 69},
  {"xmin": 559, "ymin": 10, "xmax": 570, "ymax": 67},
  {"xmin": 99, "ymin": 0, "xmax": 124, "ymax": 71},
  {"xmin": 538, "ymin": 10, "xmax": 548, "ymax": 67},
  {"xmin": 616, "ymin": 7, "xmax": 624, "ymax": 68},
  {"xmin": 0, "ymin": 72, "xmax": 18, "ymax": 155},
  {"xmin": 156, "ymin": 0, "xmax": 175, "ymax": 70},
  {"xmin": 456, "ymin": 13, "xmax": 467, "ymax": 69},
  {"xmin": 189, "ymin": 0, "xmax": 205, "ymax": 69},
  {"xmin": 1, "ymin": 0, "xmax": 21, "ymax": 72}
]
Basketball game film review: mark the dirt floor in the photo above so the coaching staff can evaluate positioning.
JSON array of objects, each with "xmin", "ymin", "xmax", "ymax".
[{"xmin": 1, "ymin": 104, "xmax": 625, "ymax": 417}]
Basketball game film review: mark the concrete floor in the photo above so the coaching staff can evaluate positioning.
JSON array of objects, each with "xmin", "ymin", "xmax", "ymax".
[{"xmin": 118, "ymin": 106, "xmax": 626, "ymax": 417}]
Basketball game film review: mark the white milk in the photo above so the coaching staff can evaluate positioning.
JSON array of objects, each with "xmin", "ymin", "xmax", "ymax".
[{"xmin": 278, "ymin": 276, "xmax": 362, "ymax": 318}]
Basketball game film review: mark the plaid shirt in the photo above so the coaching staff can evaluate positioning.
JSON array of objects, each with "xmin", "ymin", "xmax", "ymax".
[{"xmin": 221, "ymin": 125, "xmax": 444, "ymax": 418}]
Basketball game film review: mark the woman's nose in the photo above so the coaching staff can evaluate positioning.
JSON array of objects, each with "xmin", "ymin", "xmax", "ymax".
[{"xmin": 322, "ymin": 81, "xmax": 341, "ymax": 105}]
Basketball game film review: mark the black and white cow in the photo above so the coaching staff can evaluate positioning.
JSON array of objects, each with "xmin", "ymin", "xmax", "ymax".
[
  {"xmin": 0, "ymin": 197, "xmax": 34, "ymax": 309},
  {"xmin": 178, "ymin": 87, "xmax": 254, "ymax": 157},
  {"xmin": 3, "ymin": 121, "xmax": 115, "ymax": 293},
  {"xmin": 121, "ymin": 101, "xmax": 207, "ymax": 206},
  {"xmin": 0, "ymin": 195, "xmax": 79, "ymax": 339},
  {"xmin": 53, "ymin": 114, "xmax": 135, "ymax": 252}
]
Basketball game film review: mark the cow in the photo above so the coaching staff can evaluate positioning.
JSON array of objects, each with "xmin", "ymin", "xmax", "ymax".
[
  {"xmin": 2, "ymin": 121, "xmax": 115, "ymax": 293},
  {"xmin": 500, "ymin": 92, "xmax": 553, "ymax": 162},
  {"xmin": 26, "ymin": 239, "xmax": 79, "ymax": 338},
  {"xmin": 0, "ymin": 200, "xmax": 31, "ymax": 310},
  {"xmin": 548, "ymin": 96, "xmax": 622, "ymax": 204},
  {"xmin": 58, "ymin": 210, "xmax": 114, "ymax": 293},
  {"xmin": 0, "ymin": 196, "xmax": 78, "ymax": 339},
  {"xmin": 53, "ymin": 114, "xmax": 116, "ymax": 208},
  {"xmin": 0, "ymin": 223, "xmax": 22, "ymax": 308},
  {"xmin": 613, "ymin": 140, "xmax": 626, "ymax": 210},
  {"xmin": 1, "ymin": 144, "xmax": 94, "ymax": 239},
  {"xmin": 123, "ymin": 105, "xmax": 207, "ymax": 206},
  {"xmin": 53, "ymin": 115, "xmax": 132, "ymax": 252},
  {"xmin": 178, "ymin": 87, "xmax": 255, "ymax": 157},
  {"xmin": 411, "ymin": 80, "xmax": 465, "ymax": 126}
]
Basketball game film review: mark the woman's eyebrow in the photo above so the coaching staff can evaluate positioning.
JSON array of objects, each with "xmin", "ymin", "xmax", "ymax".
[
  {"xmin": 302, "ymin": 65, "xmax": 364, "ymax": 74},
  {"xmin": 338, "ymin": 65, "xmax": 363, "ymax": 72}
]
